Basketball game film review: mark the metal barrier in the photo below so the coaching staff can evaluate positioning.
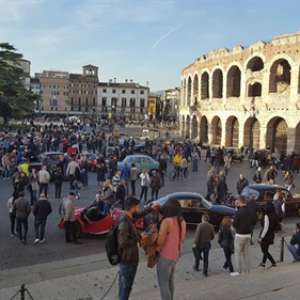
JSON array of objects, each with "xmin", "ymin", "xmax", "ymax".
[{"xmin": 10, "ymin": 284, "xmax": 34, "ymax": 300}]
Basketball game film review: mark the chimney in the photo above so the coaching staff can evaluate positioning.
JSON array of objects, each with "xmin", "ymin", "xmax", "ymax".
[
  {"xmin": 125, "ymin": 79, "xmax": 128, "ymax": 83},
  {"xmin": 113, "ymin": 77, "xmax": 116, "ymax": 83},
  {"xmin": 130, "ymin": 79, "xmax": 133, "ymax": 83}
]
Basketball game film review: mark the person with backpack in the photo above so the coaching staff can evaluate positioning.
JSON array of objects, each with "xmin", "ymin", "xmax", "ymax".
[
  {"xmin": 117, "ymin": 197, "xmax": 141, "ymax": 300},
  {"xmin": 156, "ymin": 200, "xmax": 186, "ymax": 299}
]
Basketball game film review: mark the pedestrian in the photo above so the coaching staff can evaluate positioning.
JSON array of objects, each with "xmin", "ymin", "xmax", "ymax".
[
  {"xmin": 14, "ymin": 191, "xmax": 31, "ymax": 244},
  {"xmin": 116, "ymin": 180, "xmax": 127, "ymax": 210},
  {"xmin": 96, "ymin": 160, "xmax": 107, "ymax": 188},
  {"xmin": 66, "ymin": 158, "xmax": 80, "ymax": 190},
  {"xmin": 265, "ymin": 165, "xmax": 277, "ymax": 184},
  {"xmin": 29, "ymin": 168, "xmax": 39, "ymax": 205},
  {"xmin": 156, "ymin": 200, "xmax": 186, "ymax": 299},
  {"xmin": 258, "ymin": 203, "xmax": 278, "ymax": 268},
  {"xmin": 130, "ymin": 163, "xmax": 138, "ymax": 195},
  {"xmin": 53, "ymin": 167, "xmax": 64, "ymax": 199},
  {"xmin": 158, "ymin": 153, "xmax": 167, "ymax": 187},
  {"xmin": 63, "ymin": 192, "xmax": 81, "ymax": 244},
  {"xmin": 181, "ymin": 157, "xmax": 188, "ymax": 178},
  {"xmin": 253, "ymin": 167, "xmax": 262, "ymax": 183},
  {"xmin": 139, "ymin": 169, "xmax": 150, "ymax": 205},
  {"xmin": 7, "ymin": 191, "xmax": 18, "ymax": 237},
  {"xmin": 121, "ymin": 163, "xmax": 130, "ymax": 195},
  {"xmin": 233, "ymin": 196, "xmax": 257, "ymax": 274},
  {"xmin": 236, "ymin": 174, "xmax": 248, "ymax": 195},
  {"xmin": 191, "ymin": 151, "xmax": 199, "ymax": 172},
  {"xmin": 33, "ymin": 194, "xmax": 52, "ymax": 244},
  {"xmin": 150, "ymin": 170, "xmax": 161, "ymax": 202},
  {"xmin": 38, "ymin": 165, "xmax": 50, "ymax": 197},
  {"xmin": 284, "ymin": 171, "xmax": 294, "ymax": 191},
  {"xmin": 112, "ymin": 171, "xmax": 121, "ymax": 193},
  {"xmin": 117, "ymin": 197, "xmax": 141, "ymax": 300},
  {"xmin": 287, "ymin": 222, "xmax": 300, "ymax": 261},
  {"xmin": 218, "ymin": 216, "xmax": 238, "ymax": 276},
  {"xmin": 193, "ymin": 214, "xmax": 214, "ymax": 276}
]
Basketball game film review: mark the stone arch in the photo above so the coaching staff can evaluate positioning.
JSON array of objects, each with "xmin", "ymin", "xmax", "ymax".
[
  {"xmin": 226, "ymin": 65, "xmax": 241, "ymax": 97},
  {"xmin": 211, "ymin": 116, "xmax": 222, "ymax": 145},
  {"xmin": 191, "ymin": 115, "xmax": 198, "ymax": 139},
  {"xmin": 247, "ymin": 56, "xmax": 264, "ymax": 71},
  {"xmin": 266, "ymin": 117, "xmax": 288, "ymax": 154},
  {"xmin": 225, "ymin": 116, "xmax": 239, "ymax": 147},
  {"xmin": 269, "ymin": 59, "xmax": 291, "ymax": 93},
  {"xmin": 193, "ymin": 73, "xmax": 199, "ymax": 104},
  {"xmin": 243, "ymin": 117, "xmax": 260, "ymax": 149},
  {"xmin": 181, "ymin": 115, "xmax": 186, "ymax": 137},
  {"xmin": 199, "ymin": 116, "xmax": 208, "ymax": 144},
  {"xmin": 201, "ymin": 71, "xmax": 209, "ymax": 99},
  {"xmin": 212, "ymin": 69, "xmax": 223, "ymax": 98},
  {"xmin": 187, "ymin": 77, "xmax": 192, "ymax": 106},
  {"xmin": 248, "ymin": 82, "xmax": 262, "ymax": 97},
  {"xmin": 186, "ymin": 115, "xmax": 191, "ymax": 138},
  {"xmin": 295, "ymin": 122, "xmax": 300, "ymax": 154}
]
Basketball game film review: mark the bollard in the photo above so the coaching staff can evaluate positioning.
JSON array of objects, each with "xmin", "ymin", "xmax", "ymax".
[
  {"xmin": 280, "ymin": 237, "xmax": 285, "ymax": 262},
  {"xmin": 20, "ymin": 284, "xmax": 25, "ymax": 300}
]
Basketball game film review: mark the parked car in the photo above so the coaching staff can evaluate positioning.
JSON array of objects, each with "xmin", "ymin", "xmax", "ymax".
[
  {"xmin": 225, "ymin": 147, "xmax": 244, "ymax": 163},
  {"xmin": 117, "ymin": 154, "xmax": 159, "ymax": 173},
  {"xmin": 241, "ymin": 184, "xmax": 300, "ymax": 217}
]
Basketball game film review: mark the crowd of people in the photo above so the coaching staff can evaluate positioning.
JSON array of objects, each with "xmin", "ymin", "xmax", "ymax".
[{"xmin": 1, "ymin": 122, "xmax": 300, "ymax": 300}]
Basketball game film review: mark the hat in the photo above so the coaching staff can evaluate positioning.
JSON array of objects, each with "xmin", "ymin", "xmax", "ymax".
[{"xmin": 124, "ymin": 197, "xmax": 140, "ymax": 210}]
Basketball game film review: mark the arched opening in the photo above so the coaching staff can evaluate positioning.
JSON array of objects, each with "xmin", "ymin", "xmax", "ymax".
[
  {"xmin": 191, "ymin": 115, "xmax": 198, "ymax": 139},
  {"xmin": 193, "ymin": 74, "xmax": 199, "ymax": 104},
  {"xmin": 266, "ymin": 117, "xmax": 288, "ymax": 154},
  {"xmin": 248, "ymin": 82, "xmax": 262, "ymax": 97},
  {"xmin": 227, "ymin": 65, "xmax": 241, "ymax": 97},
  {"xmin": 225, "ymin": 116, "xmax": 239, "ymax": 147},
  {"xmin": 201, "ymin": 72, "xmax": 209, "ymax": 99},
  {"xmin": 269, "ymin": 59, "xmax": 291, "ymax": 93},
  {"xmin": 247, "ymin": 56, "xmax": 264, "ymax": 72},
  {"xmin": 212, "ymin": 69, "xmax": 223, "ymax": 98},
  {"xmin": 211, "ymin": 116, "xmax": 222, "ymax": 145},
  {"xmin": 295, "ymin": 122, "xmax": 300, "ymax": 154},
  {"xmin": 181, "ymin": 115, "xmax": 185, "ymax": 137},
  {"xmin": 187, "ymin": 77, "xmax": 192, "ymax": 106},
  {"xmin": 243, "ymin": 117, "xmax": 260, "ymax": 149},
  {"xmin": 186, "ymin": 115, "xmax": 191, "ymax": 138},
  {"xmin": 199, "ymin": 116, "xmax": 208, "ymax": 144}
]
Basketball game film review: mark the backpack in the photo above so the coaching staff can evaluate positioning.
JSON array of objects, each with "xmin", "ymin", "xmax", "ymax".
[{"xmin": 105, "ymin": 224, "xmax": 120, "ymax": 265}]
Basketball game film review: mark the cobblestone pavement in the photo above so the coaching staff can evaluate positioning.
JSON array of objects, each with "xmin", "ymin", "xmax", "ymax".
[{"xmin": 0, "ymin": 160, "xmax": 299, "ymax": 271}]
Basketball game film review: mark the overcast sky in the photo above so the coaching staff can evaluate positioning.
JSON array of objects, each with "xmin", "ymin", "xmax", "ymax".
[{"xmin": 0, "ymin": 0, "xmax": 299, "ymax": 91}]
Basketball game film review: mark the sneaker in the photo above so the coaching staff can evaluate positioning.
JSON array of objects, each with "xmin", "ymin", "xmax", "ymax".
[
  {"xmin": 259, "ymin": 263, "xmax": 266, "ymax": 268},
  {"xmin": 34, "ymin": 238, "xmax": 40, "ymax": 244},
  {"xmin": 10, "ymin": 234, "xmax": 15, "ymax": 238},
  {"xmin": 193, "ymin": 265, "xmax": 200, "ymax": 272},
  {"xmin": 39, "ymin": 239, "xmax": 46, "ymax": 244},
  {"xmin": 271, "ymin": 263, "xmax": 277, "ymax": 268},
  {"xmin": 230, "ymin": 272, "xmax": 240, "ymax": 277}
]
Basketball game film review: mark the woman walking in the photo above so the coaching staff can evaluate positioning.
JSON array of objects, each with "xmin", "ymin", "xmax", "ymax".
[
  {"xmin": 258, "ymin": 203, "xmax": 278, "ymax": 268},
  {"xmin": 218, "ymin": 216, "xmax": 236, "ymax": 275},
  {"xmin": 156, "ymin": 200, "xmax": 186, "ymax": 300}
]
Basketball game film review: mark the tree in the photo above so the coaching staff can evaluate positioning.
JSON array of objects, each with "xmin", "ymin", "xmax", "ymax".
[{"xmin": 0, "ymin": 43, "xmax": 37, "ymax": 124}]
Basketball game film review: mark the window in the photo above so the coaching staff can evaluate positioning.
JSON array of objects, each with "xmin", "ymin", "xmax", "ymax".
[
  {"xmin": 140, "ymin": 90, "xmax": 144, "ymax": 95},
  {"xmin": 111, "ymin": 97, "xmax": 118, "ymax": 108},
  {"xmin": 130, "ymin": 98, "xmax": 136, "ymax": 107},
  {"xmin": 122, "ymin": 89, "xmax": 126, "ymax": 94},
  {"xmin": 103, "ymin": 88, "xmax": 107, "ymax": 93},
  {"xmin": 93, "ymin": 98, "xmax": 96, "ymax": 106},
  {"xmin": 102, "ymin": 97, "xmax": 107, "ymax": 107},
  {"xmin": 131, "ymin": 90, "xmax": 135, "ymax": 94},
  {"xmin": 121, "ymin": 98, "xmax": 127, "ymax": 107},
  {"xmin": 112, "ymin": 89, "xmax": 116, "ymax": 94},
  {"xmin": 140, "ymin": 98, "xmax": 145, "ymax": 108}
]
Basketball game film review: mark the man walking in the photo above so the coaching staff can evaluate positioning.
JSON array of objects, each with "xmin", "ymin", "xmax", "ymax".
[
  {"xmin": 33, "ymin": 194, "xmax": 52, "ymax": 244},
  {"xmin": 14, "ymin": 191, "xmax": 31, "ymax": 244},
  {"xmin": 139, "ymin": 170, "xmax": 150, "ymax": 205},
  {"xmin": 63, "ymin": 192, "xmax": 81, "ymax": 244},
  {"xmin": 193, "ymin": 214, "xmax": 215, "ymax": 276},
  {"xmin": 233, "ymin": 196, "xmax": 257, "ymax": 274},
  {"xmin": 117, "ymin": 197, "xmax": 140, "ymax": 300},
  {"xmin": 129, "ymin": 163, "xmax": 138, "ymax": 196},
  {"xmin": 66, "ymin": 158, "xmax": 80, "ymax": 190},
  {"xmin": 38, "ymin": 166, "xmax": 50, "ymax": 197}
]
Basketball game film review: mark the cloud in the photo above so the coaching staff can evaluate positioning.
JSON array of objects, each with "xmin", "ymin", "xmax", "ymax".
[
  {"xmin": 151, "ymin": 24, "xmax": 183, "ymax": 49},
  {"xmin": 0, "ymin": 0, "xmax": 43, "ymax": 23}
]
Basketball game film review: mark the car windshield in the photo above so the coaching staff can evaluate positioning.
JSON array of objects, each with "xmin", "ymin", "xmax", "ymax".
[{"xmin": 241, "ymin": 186, "xmax": 260, "ymax": 200}]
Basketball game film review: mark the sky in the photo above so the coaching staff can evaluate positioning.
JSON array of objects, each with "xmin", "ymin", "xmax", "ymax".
[{"xmin": 0, "ymin": 0, "xmax": 299, "ymax": 91}]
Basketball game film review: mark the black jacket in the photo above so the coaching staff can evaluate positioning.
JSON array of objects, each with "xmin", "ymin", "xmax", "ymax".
[
  {"xmin": 33, "ymin": 200, "xmax": 52, "ymax": 220},
  {"xmin": 218, "ymin": 224, "xmax": 234, "ymax": 252},
  {"xmin": 233, "ymin": 206, "xmax": 257, "ymax": 235}
]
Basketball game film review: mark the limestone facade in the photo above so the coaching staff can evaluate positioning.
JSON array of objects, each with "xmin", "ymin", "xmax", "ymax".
[{"xmin": 179, "ymin": 32, "xmax": 300, "ymax": 154}]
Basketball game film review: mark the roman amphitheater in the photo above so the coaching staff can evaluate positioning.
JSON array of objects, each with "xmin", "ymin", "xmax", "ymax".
[{"xmin": 179, "ymin": 32, "xmax": 300, "ymax": 154}]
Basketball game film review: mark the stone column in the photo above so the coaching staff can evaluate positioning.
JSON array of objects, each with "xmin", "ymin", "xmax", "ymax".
[
  {"xmin": 223, "ymin": 70, "xmax": 227, "ymax": 104},
  {"xmin": 290, "ymin": 64, "xmax": 299, "ymax": 100},
  {"xmin": 259, "ymin": 122, "xmax": 267, "ymax": 150},
  {"xmin": 287, "ymin": 127, "xmax": 296, "ymax": 154},
  {"xmin": 238, "ymin": 120, "xmax": 244, "ymax": 148},
  {"xmin": 221, "ymin": 118, "xmax": 226, "ymax": 147}
]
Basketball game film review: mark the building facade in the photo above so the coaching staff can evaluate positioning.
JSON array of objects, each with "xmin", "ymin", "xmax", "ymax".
[
  {"xmin": 180, "ymin": 32, "xmax": 300, "ymax": 154},
  {"xmin": 161, "ymin": 87, "xmax": 180, "ymax": 121},
  {"xmin": 97, "ymin": 80, "xmax": 149, "ymax": 121}
]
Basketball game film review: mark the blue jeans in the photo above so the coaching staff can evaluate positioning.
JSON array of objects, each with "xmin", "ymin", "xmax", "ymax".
[
  {"xmin": 287, "ymin": 244, "xmax": 300, "ymax": 261},
  {"xmin": 34, "ymin": 219, "xmax": 47, "ymax": 240},
  {"xmin": 119, "ymin": 263, "xmax": 138, "ymax": 300},
  {"xmin": 157, "ymin": 256, "xmax": 176, "ymax": 300}
]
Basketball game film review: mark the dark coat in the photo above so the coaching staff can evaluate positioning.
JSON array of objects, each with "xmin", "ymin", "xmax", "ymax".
[
  {"xmin": 33, "ymin": 199, "xmax": 52, "ymax": 220},
  {"xmin": 218, "ymin": 224, "xmax": 234, "ymax": 253}
]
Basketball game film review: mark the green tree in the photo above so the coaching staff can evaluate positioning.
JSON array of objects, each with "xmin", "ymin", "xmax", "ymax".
[{"xmin": 0, "ymin": 43, "xmax": 37, "ymax": 124}]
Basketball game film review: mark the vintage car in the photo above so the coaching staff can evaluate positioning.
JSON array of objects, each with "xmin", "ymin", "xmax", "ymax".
[
  {"xmin": 117, "ymin": 154, "xmax": 159, "ymax": 173},
  {"xmin": 225, "ymin": 147, "xmax": 244, "ymax": 163},
  {"xmin": 241, "ymin": 184, "xmax": 300, "ymax": 217},
  {"xmin": 58, "ymin": 192, "xmax": 235, "ymax": 236}
]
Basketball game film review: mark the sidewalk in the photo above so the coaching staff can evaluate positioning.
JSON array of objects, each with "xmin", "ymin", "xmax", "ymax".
[{"xmin": 0, "ymin": 235, "xmax": 297, "ymax": 300}]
